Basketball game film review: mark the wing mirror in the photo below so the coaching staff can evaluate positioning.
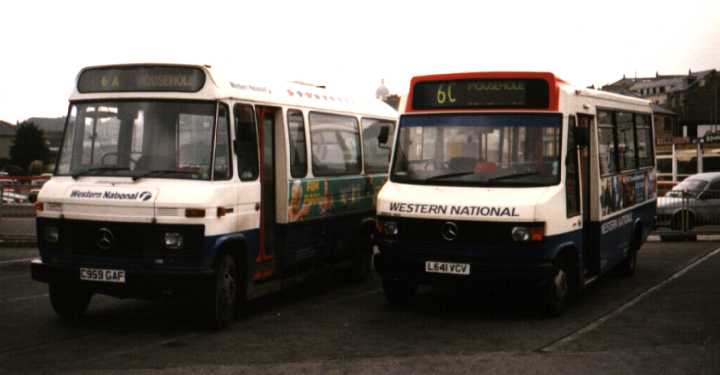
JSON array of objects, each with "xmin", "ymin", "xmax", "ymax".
[{"xmin": 378, "ymin": 126, "xmax": 391, "ymax": 149}]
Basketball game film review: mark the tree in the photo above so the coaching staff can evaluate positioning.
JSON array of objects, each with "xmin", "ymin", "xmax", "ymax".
[{"xmin": 10, "ymin": 121, "xmax": 49, "ymax": 175}]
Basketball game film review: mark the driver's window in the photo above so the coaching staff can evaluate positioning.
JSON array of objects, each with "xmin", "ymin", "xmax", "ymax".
[
  {"xmin": 234, "ymin": 104, "xmax": 259, "ymax": 181},
  {"xmin": 213, "ymin": 105, "xmax": 231, "ymax": 180}
]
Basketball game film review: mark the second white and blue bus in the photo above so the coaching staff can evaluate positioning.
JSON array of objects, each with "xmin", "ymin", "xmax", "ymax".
[{"xmin": 374, "ymin": 71, "xmax": 656, "ymax": 314}]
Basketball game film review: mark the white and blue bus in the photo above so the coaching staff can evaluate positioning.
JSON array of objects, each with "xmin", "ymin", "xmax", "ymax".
[
  {"xmin": 31, "ymin": 63, "xmax": 397, "ymax": 327},
  {"xmin": 374, "ymin": 72, "xmax": 656, "ymax": 314}
]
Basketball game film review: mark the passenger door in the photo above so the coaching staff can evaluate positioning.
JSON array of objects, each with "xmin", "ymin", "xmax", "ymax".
[
  {"xmin": 577, "ymin": 114, "xmax": 597, "ymax": 277},
  {"xmin": 255, "ymin": 106, "xmax": 279, "ymax": 280}
]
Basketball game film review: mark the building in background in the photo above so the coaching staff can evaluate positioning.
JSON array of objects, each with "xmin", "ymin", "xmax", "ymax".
[
  {"xmin": 653, "ymin": 104, "xmax": 681, "ymax": 142},
  {"xmin": 667, "ymin": 70, "xmax": 720, "ymax": 139},
  {"xmin": 602, "ymin": 69, "xmax": 718, "ymax": 139},
  {"xmin": 0, "ymin": 121, "xmax": 15, "ymax": 165}
]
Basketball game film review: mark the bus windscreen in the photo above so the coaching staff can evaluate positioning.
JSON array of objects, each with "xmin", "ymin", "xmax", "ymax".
[
  {"xmin": 78, "ymin": 66, "xmax": 206, "ymax": 93},
  {"xmin": 412, "ymin": 78, "xmax": 550, "ymax": 110}
]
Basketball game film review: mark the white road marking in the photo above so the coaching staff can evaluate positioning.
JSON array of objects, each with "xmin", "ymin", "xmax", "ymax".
[
  {"xmin": 540, "ymin": 245, "xmax": 720, "ymax": 352},
  {"xmin": 0, "ymin": 258, "xmax": 34, "ymax": 266}
]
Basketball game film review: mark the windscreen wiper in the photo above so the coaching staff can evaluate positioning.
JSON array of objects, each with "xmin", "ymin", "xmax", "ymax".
[
  {"xmin": 132, "ymin": 169, "xmax": 197, "ymax": 181},
  {"xmin": 487, "ymin": 171, "xmax": 540, "ymax": 182},
  {"xmin": 425, "ymin": 170, "xmax": 476, "ymax": 181},
  {"xmin": 71, "ymin": 167, "xmax": 130, "ymax": 180}
]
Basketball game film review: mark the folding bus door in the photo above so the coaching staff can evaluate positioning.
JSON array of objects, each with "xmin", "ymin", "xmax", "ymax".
[
  {"xmin": 578, "ymin": 114, "xmax": 599, "ymax": 277},
  {"xmin": 254, "ymin": 106, "xmax": 279, "ymax": 280}
]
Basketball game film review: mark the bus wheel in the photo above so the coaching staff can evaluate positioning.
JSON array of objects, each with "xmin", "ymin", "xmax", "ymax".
[
  {"xmin": 618, "ymin": 232, "xmax": 640, "ymax": 277},
  {"xmin": 382, "ymin": 278, "xmax": 417, "ymax": 306},
  {"xmin": 617, "ymin": 249, "xmax": 638, "ymax": 277},
  {"xmin": 348, "ymin": 229, "xmax": 373, "ymax": 283},
  {"xmin": 542, "ymin": 260, "xmax": 570, "ymax": 317},
  {"xmin": 206, "ymin": 254, "xmax": 239, "ymax": 329},
  {"xmin": 49, "ymin": 282, "xmax": 92, "ymax": 320}
]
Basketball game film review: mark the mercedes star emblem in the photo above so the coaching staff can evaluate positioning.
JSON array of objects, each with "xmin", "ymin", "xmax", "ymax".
[
  {"xmin": 441, "ymin": 221, "xmax": 459, "ymax": 241},
  {"xmin": 96, "ymin": 227, "xmax": 114, "ymax": 250}
]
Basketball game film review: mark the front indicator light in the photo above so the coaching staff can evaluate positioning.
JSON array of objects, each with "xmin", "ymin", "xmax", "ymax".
[{"xmin": 530, "ymin": 226, "xmax": 545, "ymax": 242}]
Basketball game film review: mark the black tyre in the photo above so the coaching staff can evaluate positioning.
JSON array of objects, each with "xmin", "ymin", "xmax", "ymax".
[
  {"xmin": 382, "ymin": 278, "xmax": 417, "ymax": 306},
  {"xmin": 617, "ymin": 231, "xmax": 640, "ymax": 277},
  {"xmin": 206, "ymin": 254, "xmax": 241, "ymax": 329},
  {"xmin": 348, "ymin": 229, "xmax": 373, "ymax": 283},
  {"xmin": 542, "ymin": 260, "xmax": 570, "ymax": 317},
  {"xmin": 616, "ymin": 249, "xmax": 638, "ymax": 277},
  {"xmin": 49, "ymin": 282, "xmax": 92, "ymax": 320},
  {"xmin": 671, "ymin": 211, "xmax": 694, "ymax": 232}
]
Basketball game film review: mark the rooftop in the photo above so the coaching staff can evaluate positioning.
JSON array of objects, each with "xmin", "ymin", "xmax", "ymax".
[
  {"xmin": 0, "ymin": 120, "xmax": 15, "ymax": 136},
  {"xmin": 26, "ymin": 117, "xmax": 65, "ymax": 134}
]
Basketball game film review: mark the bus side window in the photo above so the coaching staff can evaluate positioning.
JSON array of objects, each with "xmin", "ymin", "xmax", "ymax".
[
  {"xmin": 213, "ymin": 105, "xmax": 232, "ymax": 180},
  {"xmin": 309, "ymin": 112, "xmax": 361, "ymax": 176},
  {"xmin": 636, "ymin": 114, "xmax": 653, "ymax": 168},
  {"xmin": 234, "ymin": 104, "xmax": 259, "ymax": 181},
  {"xmin": 598, "ymin": 110, "xmax": 617, "ymax": 175},
  {"xmin": 566, "ymin": 115, "xmax": 580, "ymax": 217},
  {"xmin": 617, "ymin": 112, "xmax": 636, "ymax": 170},
  {"xmin": 287, "ymin": 109, "xmax": 307, "ymax": 178}
]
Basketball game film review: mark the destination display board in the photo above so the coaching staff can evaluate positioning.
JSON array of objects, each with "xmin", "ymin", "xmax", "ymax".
[
  {"xmin": 411, "ymin": 78, "xmax": 550, "ymax": 110},
  {"xmin": 78, "ymin": 66, "xmax": 206, "ymax": 93}
]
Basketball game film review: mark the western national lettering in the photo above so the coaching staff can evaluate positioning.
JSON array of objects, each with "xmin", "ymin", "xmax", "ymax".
[
  {"xmin": 389, "ymin": 202, "xmax": 519, "ymax": 217},
  {"xmin": 69, "ymin": 190, "xmax": 152, "ymax": 201}
]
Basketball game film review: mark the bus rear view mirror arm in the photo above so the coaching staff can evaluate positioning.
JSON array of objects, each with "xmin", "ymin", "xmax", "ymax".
[{"xmin": 378, "ymin": 126, "xmax": 390, "ymax": 149}]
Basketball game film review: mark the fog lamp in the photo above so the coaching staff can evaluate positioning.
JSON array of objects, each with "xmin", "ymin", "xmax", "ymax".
[
  {"xmin": 383, "ymin": 221, "xmax": 399, "ymax": 238},
  {"xmin": 45, "ymin": 226, "xmax": 60, "ymax": 243}
]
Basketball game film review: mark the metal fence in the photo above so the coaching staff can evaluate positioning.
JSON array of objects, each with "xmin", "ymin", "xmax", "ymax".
[
  {"xmin": 0, "ymin": 176, "xmax": 50, "ymax": 218},
  {"xmin": 655, "ymin": 188, "xmax": 720, "ymax": 238}
]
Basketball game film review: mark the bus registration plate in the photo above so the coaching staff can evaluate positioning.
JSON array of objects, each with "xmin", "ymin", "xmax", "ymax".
[
  {"xmin": 80, "ymin": 268, "xmax": 126, "ymax": 283},
  {"xmin": 425, "ymin": 261, "xmax": 470, "ymax": 275}
]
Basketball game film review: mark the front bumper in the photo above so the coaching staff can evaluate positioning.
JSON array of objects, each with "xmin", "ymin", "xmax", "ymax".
[
  {"xmin": 31, "ymin": 259, "xmax": 214, "ymax": 298},
  {"xmin": 374, "ymin": 252, "xmax": 555, "ymax": 287}
]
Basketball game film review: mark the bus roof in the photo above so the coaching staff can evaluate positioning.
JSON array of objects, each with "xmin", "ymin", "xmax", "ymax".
[{"xmin": 69, "ymin": 63, "xmax": 398, "ymax": 119}]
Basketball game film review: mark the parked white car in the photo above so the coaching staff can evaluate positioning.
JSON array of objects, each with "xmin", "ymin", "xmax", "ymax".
[{"xmin": 1, "ymin": 191, "xmax": 30, "ymax": 204}]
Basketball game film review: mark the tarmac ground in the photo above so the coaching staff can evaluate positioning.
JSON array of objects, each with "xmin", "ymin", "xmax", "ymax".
[{"xmin": 0, "ymin": 231, "xmax": 718, "ymax": 374}]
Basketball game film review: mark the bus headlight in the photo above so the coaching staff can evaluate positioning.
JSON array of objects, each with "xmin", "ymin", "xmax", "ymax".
[
  {"xmin": 164, "ymin": 232, "xmax": 184, "ymax": 250},
  {"xmin": 511, "ymin": 226, "xmax": 530, "ymax": 242},
  {"xmin": 511, "ymin": 225, "xmax": 544, "ymax": 242},
  {"xmin": 45, "ymin": 226, "xmax": 60, "ymax": 243}
]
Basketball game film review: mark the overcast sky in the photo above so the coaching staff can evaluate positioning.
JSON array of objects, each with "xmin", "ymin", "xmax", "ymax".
[{"xmin": 1, "ymin": 0, "xmax": 718, "ymax": 123}]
